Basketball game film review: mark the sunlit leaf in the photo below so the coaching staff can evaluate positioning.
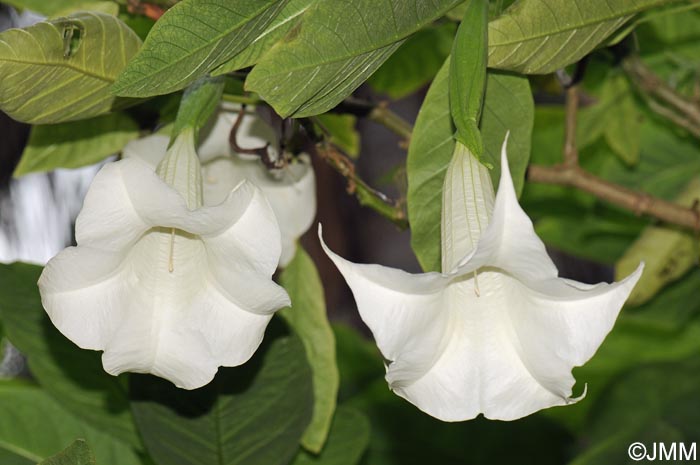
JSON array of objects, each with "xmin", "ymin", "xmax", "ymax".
[
  {"xmin": 0, "ymin": 12, "xmax": 141, "ymax": 124},
  {"xmin": 13, "ymin": 113, "xmax": 138, "ymax": 176},
  {"xmin": 1, "ymin": 0, "xmax": 117, "ymax": 16},
  {"xmin": 487, "ymin": 0, "xmax": 678, "ymax": 74},
  {"xmin": 113, "ymin": 0, "xmax": 290, "ymax": 97},
  {"xmin": 280, "ymin": 247, "xmax": 339, "ymax": 453},
  {"xmin": 246, "ymin": 0, "xmax": 463, "ymax": 117},
  {"xmin": 214, "ymin": 0, "xmax": 315, "ymax": 74}
]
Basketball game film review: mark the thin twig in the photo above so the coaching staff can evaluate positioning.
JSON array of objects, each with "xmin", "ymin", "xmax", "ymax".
[
  {"xmin": 369, "ymin": 103, "xmax": 413, "ymax": 142},
  {"xmin": 624, "ymin": 56, "xmax": 700, "ymax": 135},
  {"xmin": 313, "ymin": 142, "xmax": 408, "ymax": 229},
  {"xmin": 563, "ymin": 86, "xmax": 579, "ymax": 167},
  {"xmin": 528, "ymin": 165, "xmax": 700, "ymax": 230}
]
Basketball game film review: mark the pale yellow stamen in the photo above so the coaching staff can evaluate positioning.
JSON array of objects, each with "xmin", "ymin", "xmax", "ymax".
[
  {"xmin": 473, "ymin": 270, "xmax": 480, "ymax": 297},
  {"xmin": 168, "ymin": 228, "xmax": 176, "ymax": 273}
]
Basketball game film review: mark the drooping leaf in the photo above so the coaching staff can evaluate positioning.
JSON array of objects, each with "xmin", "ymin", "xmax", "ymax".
[
  {"xmin": 280, "ymin": 247, "xmax": 339, "ymax": 453},
  {"xmin": 13, "ymin": 113, "xmax": 138, "ymax": 177},
  {"xmin": 316, "ymin": 114, "xmax": 360, "ymax": 158},
  {"xmin": 487, "ymin": 0, "xmax": 678, "ymax": 74},
  {"xmin": 290, "ymin": 406, "xmax": 370, "ymax": 465},
  {"xmin": 0, "ymin": 263, "xmax": 142, "ymax": 449},
  {"xmin": 246, "ymin": 0, "xmax": 464, "ymax": 117},
  {"xmin": 39, "ymin": 440, "xmax": 97, "ymax": 465},
  {"xmin": 0, "ymin": 12, "xmax": 141, "ymax": 124},
  {"xmin": 130, "ymin": 326, "xmax": 313, "ymax": 465},
  {"xmin": 214, "ymin": 0, "xmax": 315, "ymax": 74},
  {"xmin": 0, "ymin": 382, "xmax": 141, "ymax": 465},
  {"xmin": 615, "ymin": 177, "xmax": 700, "ymax": 306},
  {"xmin": 407, "ymin": 60, "xmax": 533, "ymax": 272},
  {"xmin": 171, "ymin": 76, "xmax": 225, "ymax": 141},
  {"xmin": 450, "ymin": 0, "xmax": 487, "ymax": 156},
  {"xmin": 369, "ymin": 23, "xmax": 455, "ymax": 99},
  {"xmin": 113, "ymin": 0, "xmax": 290, "ymax": 97}
]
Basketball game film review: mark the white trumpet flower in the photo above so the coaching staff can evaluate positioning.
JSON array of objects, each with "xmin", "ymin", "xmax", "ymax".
[
  {"xmin": 321, "ymin": 140, "xmax": 643, "ymax": 421},
  {"xmin": 38, "ymin": 129, "xmax": 290, "ymax": 390},
  {"xmin": 123, "ymin": 108, "xmax": 316, "ymax": 267}
]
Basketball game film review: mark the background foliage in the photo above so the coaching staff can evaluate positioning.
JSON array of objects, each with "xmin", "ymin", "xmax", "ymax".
[{"xmin": 1, "ymin": 0, "xmax": 699, "ymax": 464}]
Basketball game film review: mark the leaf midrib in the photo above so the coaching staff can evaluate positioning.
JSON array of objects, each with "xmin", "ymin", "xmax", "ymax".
[
  {"xmin": 0, "ymin": 57, "xmax": 114, "ymax": 82},
  {"xmin": 488, "ymin": 0, "xmax": 669, "ymax": 47}
]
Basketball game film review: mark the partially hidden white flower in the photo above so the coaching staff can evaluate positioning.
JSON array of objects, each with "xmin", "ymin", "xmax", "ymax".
[
  {"xmin": 320, "ymin": 139, "xmax": 644, "ymax": 421},
  {"xmin": 38, "ymin": 128, "xmax": 290, "ymax": 389},
  {"xmin": 123, "ymin": 108, "xmax": 316, "ymax": 267}
]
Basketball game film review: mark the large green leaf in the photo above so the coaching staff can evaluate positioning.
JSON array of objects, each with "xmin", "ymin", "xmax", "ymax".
[
  {"xmin": 290, "ymin": 406, "xmax": 370, "ymax": 465},
  {"xmin": 0, "ymin": 383, "xmax": 141, "ymax": 465},
  {"xmin": 246, "ymin": 0, "xmax": 464, "ymax": 117},
  {"xmin": 214, "ymin": 0, "xmax": 316, "ymax": 74},
  {"xmin": 0, "ymin": 12, "xmax": 141, "ymax": 124},
  {"xmin": 130, "ymin": 326, "xmax": 313, "ymax": 465},
  {"xmin": 279, "ymin": 248, "xmax": 339, "ymax": 453},
  {"xmin": 570, "ymin": 359, "xmax": 700, "ymax": 465},
  {"xmin": 487, "ymin": 0, "xmax": 677, "ymax": 74},
  {"xmin": 39, "ymin": 440, "xmax": 97, "ymax": 465},
  {"xmin": 407, "ymin": 61, "xmax": 533, "ymax": 272},
  {"xmin": 113, "ymin": 0, "xmax": 290, "ymax": 97},
  {"xmin": 0, "ymin": 263, "xmax": 141, "ymax": 449},
  {"xmin": 368, "ymin": 23, "xmax": 455, "ymax": 99},
  {"xmin": 13, "ymin": 113, "xmax": 138, "ymax": 176}
]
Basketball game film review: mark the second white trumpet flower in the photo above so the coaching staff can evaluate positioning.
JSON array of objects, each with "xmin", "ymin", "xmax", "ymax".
[
  {"xmin": 321, "ymin": 140, "xmax": 643, "ymax": 421},
  {"xmin": 39, "ymin": 128, "xmax": 290, "ymax": 389}
]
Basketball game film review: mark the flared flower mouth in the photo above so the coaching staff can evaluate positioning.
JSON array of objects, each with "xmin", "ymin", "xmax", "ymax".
[
  {"xmin": 320, "ymin": 139, "xmax": 643, "ymax": 421},
  {"xmin": 38, "ymin": 130, "xmax": 290, "ymax": 389}
]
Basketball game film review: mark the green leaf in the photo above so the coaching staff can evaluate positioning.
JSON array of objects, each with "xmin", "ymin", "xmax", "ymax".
[
  {"xmin": 113, "ymin": 0, "xmax": 290, "ymax": 97},
  {"xmin": 615, "ymin": 177, "xmax": 700, "ymax": 306},
  {"xmin": 130, "ymin": 326, "xmax": 313, "ymax": 465},
  {"xmin": 0, "ymin": 263, "xmax": 142, "ymax": 449},
  {"xmin": 407, "ymin": 60, "xmax": 533, "ymax": 272},
  {"xmin": 290, "ymin": 406, "xmax": 370, "ymax": 465},
  {"xmin": 279, "ymin": 247, "xmax": 339, "ymax": 453},
  {"xmin": 487, "ymin": 0, "xmax": 678, "ymax": 74},
  {"xmin": 53, "ymin": 2, "xmax": 120, "ymax": 17},
  {"xmin": 570, "ymin": 358, "xmax": 700, "ymax": 465},
  {"xmin": 172, "ymin": 76, "xmax": 225, "ymax": 141},
  {"xmin": 246, "ymin": 0, "xmax": 464, "ymax": 117},
  {"xmin": 1, "ymin": 0, "xmax": 117, "ymax": 16},
  {"xmin": 0, "ymin": 383, "xmax": 141, "ymax": 465},
  {"xmin": 0, "ymin": 12, "xmax": 141, "ymax": 124},
  {"xmin": 369, "ymin": 23, "xmax": 456, "ymax": 99},
  {"xmin": 13, "ymin": 113, "xmax": 138, "ymax": 177},
  {"xmin": 450, "ymin": 0, "xmax": 487, "ymax": 156},
  {"xmin": 214, "ymin": 0, "xmax": 315, "ymax": 74},
  {"xmin": 347, "ymin": 379, "xmax": 573, "ymax": 465},
  {"xmin": 39, "ymin": 440, "xmax": 97, "ymax": 465},
  {"xmin": 315, "ymin": 114, "xmax": 360, "ymax": 158},
  {"xmin": 332, "ymin": 325, "xmax": 384, "ymax": 402}
]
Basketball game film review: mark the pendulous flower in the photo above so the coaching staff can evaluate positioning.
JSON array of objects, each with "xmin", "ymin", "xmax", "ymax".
[
  {"xmin": 123, "ymin": 107, "xmax": 316, "ymax": 267},
  {"xmin": 321, "ymin": 140, "xmax": 643, "ymax": 421},
  {"xmin": 38, "ymin": 128, "xmax": 290, "ymax": 389}
]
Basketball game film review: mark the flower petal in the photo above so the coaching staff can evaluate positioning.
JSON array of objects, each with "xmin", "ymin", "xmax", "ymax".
[
  {"xmin": 197, "ymin": 107, "xmax": 278, "ymax": 162},
  {"xmin": 453, "ymin": 138, "xmax": 558, "ymax": 282},
  {"xmin": 320, "ymin": 225, "xmax": 451, "ymax": 381}
]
